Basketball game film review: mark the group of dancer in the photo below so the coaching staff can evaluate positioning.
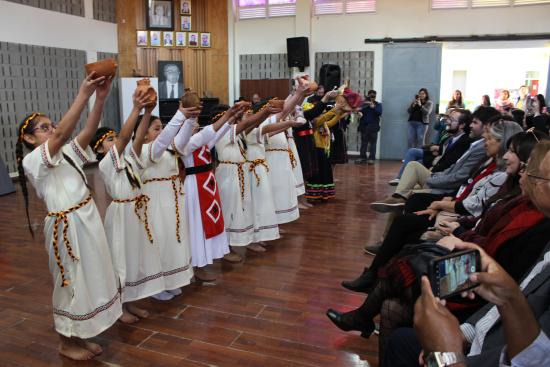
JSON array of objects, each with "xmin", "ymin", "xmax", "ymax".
[{"xmin": 15, "ymin": 70, "xmax": 363, "ymax": 360}]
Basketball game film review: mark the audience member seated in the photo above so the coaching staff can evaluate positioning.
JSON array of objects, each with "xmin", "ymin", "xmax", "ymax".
[
  {"xmin": 326, "ymin": 137, "xmax": 550, "ymax": 361},
  {"xmin": 389, "ymin": 109, "xmax": 473, "ymax": 186},
  {"xmin": 371, "ymin": 107, "xmax": 501, "ymax": 212},
  {"xmin": 362, "ymin": 121, "xmax": 532, "ymax": 279}
]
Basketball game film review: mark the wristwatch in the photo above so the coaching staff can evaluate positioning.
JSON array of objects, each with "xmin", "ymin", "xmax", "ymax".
[{"xmin": 425, "ymin": 352, "xmax": 466, "ymax": 367}]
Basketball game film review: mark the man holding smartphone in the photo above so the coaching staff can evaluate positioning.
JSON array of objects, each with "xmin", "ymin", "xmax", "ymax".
[{"xmin": 357, "ymin": 90, "xmax": 382, "ymax": 165}]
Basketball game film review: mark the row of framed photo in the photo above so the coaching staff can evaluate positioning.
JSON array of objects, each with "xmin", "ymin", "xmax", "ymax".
[{"xmin": 137, "ymin": 31, "xmax": 211, "ymax": 48}]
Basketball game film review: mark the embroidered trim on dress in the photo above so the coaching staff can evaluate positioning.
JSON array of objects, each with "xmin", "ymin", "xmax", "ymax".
[
  {"xmin": 254, "ymin": 224, "xmax": 278, "ymax": 232},
  {"xmin": 109, "ymin": 147, "xmax": 124, "ymax": 172},
  {"xmin": 41, "ymin": 143, "xmax": 54, "ymax": 168},
  {"xmin": 275, "ymin": 205, "xmax": 298, "ymax": 214},
  {"xmin": 70, "ymin": 140, "xmax": 88, "ymax": 164},
  {"xmin": 225, "ymin": 224, "xmax": 254, "ymax": 233},
  {"xmin": 53, "ymin": 293, "xmax": 120, "ymax": 321}
]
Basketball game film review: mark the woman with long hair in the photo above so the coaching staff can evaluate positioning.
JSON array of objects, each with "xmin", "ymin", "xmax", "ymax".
[{"xmin": 407, "ymin": 88, "xmax": 434, "ymax": 147}]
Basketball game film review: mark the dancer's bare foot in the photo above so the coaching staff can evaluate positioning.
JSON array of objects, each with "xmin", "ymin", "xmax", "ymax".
[
  {"xmin": 119, "ymin": 308, "xmax": 139, "ymax": 324},
  {"xmin": 298, "ymin": 202, "xmax": 309, "ymax": 210},
  {"xmin": 58, "ymin": 336, "xmax": 95, "ymax": 361},
  {"xmin": 126, "ymin": 303, "xmax": 150, "ymax": 319},
  {"xmin": 194, "ymin": 267, "xmax": 217, "ymax": 282},
  {"xmin": 223, "ymin": 252, "xmax": 242, "ymax": 263},
  {"xmin": 247, "ymin": 243, "xmax": 266, "ymax": 253},
  {"xmin": 279, "ymin": 228, "xmax": 287, "ymax": 234},
  {"xmin": 78, "ymin": 339, "xmax": 103, "ymax": 356}
]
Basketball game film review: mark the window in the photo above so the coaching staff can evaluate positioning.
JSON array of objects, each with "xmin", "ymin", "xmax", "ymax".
[
  {"xmin": 313, "ymin": 0, "xmax": 376, "ymax": 15},
  {"xmin": 237, "ymin": 0, "xmax": 296, "ymax": 20},
  {"xmin": 432, "ymin": 0, "xmax": 550, "ymax": 8}
]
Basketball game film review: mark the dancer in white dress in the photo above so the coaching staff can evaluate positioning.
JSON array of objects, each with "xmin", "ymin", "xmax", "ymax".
[
  {"xmin": 93, "ymin": 89, "xmax": 161, "ymax": 323},
  {"xmin": 286, "ymin": 126, "xmax": 305, "ymax": 196},
  {"xmin": 137, "ymin": 104, "xmax": 201, "ymax": 300},
  {"xmin": 245, "ymin": 116, "xmax": 306, "ymax": 244},
  {"xmin": 17, "ymin": 74, "xmax": 121, "ymax": 360},
  {"xmin": 179, "ymin": 105, "xmax": 244, "ymax": 279},
  {"xmin": 265, "ymin": 129, "xmax": 300, "ymax": 224}
]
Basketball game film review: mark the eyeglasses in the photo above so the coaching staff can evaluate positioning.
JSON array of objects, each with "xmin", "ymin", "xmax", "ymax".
[
  {"xmin": 526, "ymin": 127, "xmax": 540, "ymax": 143},
  {"xmin": 519, "ymin": 162, "xmax": 527, "ymax": 173},
  {"xmin": 527, "ymin": 173, "xmax": 550, "ymax": 182},
  {"xmin": 32, "ymin": 123, "xmax": 57, "ymax": 133}
]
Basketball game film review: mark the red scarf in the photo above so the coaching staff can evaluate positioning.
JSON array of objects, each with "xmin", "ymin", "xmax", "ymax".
[
  {"xmin": 483, "ymin": 196, "xmax": 545, "ymax": 256},
  {"xmin": 455, "ymin": 160, "xmax": 497, "ymax": 202}
]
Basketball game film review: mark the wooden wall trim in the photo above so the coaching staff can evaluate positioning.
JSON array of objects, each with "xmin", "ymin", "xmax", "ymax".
[{"xmin": 116, "ymin": 0, "xmax": 228, "ymax": 103}]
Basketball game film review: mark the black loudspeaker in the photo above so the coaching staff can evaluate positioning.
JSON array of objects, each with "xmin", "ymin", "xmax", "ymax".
[
  {"xmin": 287, "ymin": 37, "xmax": 309, "ymax": 71},
  {"xmin": 318, "ymin": 64, "xmax": 341, "ymax": 91}
]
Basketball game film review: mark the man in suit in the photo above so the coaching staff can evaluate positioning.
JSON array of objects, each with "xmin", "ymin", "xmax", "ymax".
[
  {"xmin": 382, "ymin": 144, "xmax": 550, "ymax": 366},
  {"xmin": 371, "ymin": 107, "xmax": 501, "ymax": 212},
  {"xmin": 387, "ymin": 108, "xmax": 473, "ymax": 184},
  {"xmin": 158, "ymin": 63, "xmax": 183, "ymax": 100}
]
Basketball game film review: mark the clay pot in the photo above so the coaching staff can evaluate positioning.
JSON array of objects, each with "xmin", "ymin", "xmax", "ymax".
[
  {"xmin": 297, "ymin": 75, "xmax": 318, "ymax": 93},
  {"xmin": 268, "ymin": 98, "xmax": 285, "ymax": 109},
  {"xmin": 335, "ymin": 95, "xmax": 352, "ymax": 112},
  {"xmin": 85, "ymin": 58, "xmax": 117, "ymax": 79},
  {"xmin": 180, "ymin": 89, "xmax": 201, "ymax": 108},
  {"xmin": 136, "ymin": 78, "xmax": 157, "ymax": 107}
]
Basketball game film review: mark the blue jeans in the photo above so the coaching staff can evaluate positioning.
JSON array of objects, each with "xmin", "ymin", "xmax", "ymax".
[
  {"xmin": 408, "ymin": 121, "xmax": 427, "ymax": 148},
  {"xmin": 397, "ymin": 148, "xmax": 423, "ymax": 179}
]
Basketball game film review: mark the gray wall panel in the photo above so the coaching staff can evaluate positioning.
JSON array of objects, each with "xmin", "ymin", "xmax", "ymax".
[
  {"xmin": 93, "ymin": 0, "xmax": 116, "ymax": 23},
  {"xmin": 315, "ymin": 51, "xmax": 375, "ymax": 152},
  {"xmin": 0, "ymin": 41, "xmax": 87, "ymax": 174},
  {"xmin": 5, "ymin": 0, "xmax": 84, "ymax": 17},
  {"xmin": 97, "ymin": 52, "xmax": 120, "ymax": 130},
  {"xmin": 239, "ymin": 53, "xmax": 290, "ymax": 80}
]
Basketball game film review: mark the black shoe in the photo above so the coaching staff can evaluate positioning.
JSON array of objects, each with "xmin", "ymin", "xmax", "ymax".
[
  {"xmin": 326, "ymin": 309, "xmax": 376, "ymax": 338},
  {"xmin": 363, "ymin": 241, "xmax": 382, "ymax": 256},
  {"xmin": 341, "ymin": 268, "xmax": 376, "ymax": 293},
  {"xmin": 355, "ymin": 159, "xmax": 367, "ymax": 165}
]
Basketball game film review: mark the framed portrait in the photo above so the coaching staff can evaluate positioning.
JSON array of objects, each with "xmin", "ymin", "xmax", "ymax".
[
  {"xmin": 137, "ymin": 31, "xmax": 148, "ymax": 46},
  {"xmin": 163, "ymin": 31, "xmax": 174, "ymax": 47},
  {"xmin": 188, "ymin": 32, "xmax": 199, "ymax": 47},
  {"xmin": 181, "ymin": 15, "xmax": 191, "ymax": 31},
  {"xmin": 158, "ymin": 60, "xmax": 184, "ymax": 100},
  {"xmin": 146, "ymin": 0, "xmax": 174, "ymax": 31},
  {"xmin": 175, "ymin": 32, "xmax": 186, "ymax": 47},
  {"xmin": 149, "ymin": 31, "xmax": 162, "ymax": 47},
  {"xmin": 200, "ymin": 32, "xmax": 211, "ymax": 48},
  {"xmin": 180, "ymin": 0, "xmax": 191, "ymax": 14}
]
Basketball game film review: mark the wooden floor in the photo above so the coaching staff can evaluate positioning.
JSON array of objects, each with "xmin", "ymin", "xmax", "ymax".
[{"xmin": 0, "ymin": 161, "xmax": 400, "ymax": 367}]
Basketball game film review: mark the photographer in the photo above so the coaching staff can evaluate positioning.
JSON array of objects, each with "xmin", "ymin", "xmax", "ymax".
[
  {"xmin": 408, "ymin": 88, "xmax": 434, "ymax": 148},
  {"xmin": 357, "ymin": 90, "xmax": 383, "ymax": 164}
]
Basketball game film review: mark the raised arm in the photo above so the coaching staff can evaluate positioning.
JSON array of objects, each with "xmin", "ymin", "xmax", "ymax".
[
  {"xmin": 151, "ymin": 106, "xmax": 201, "ymax": 160},
  {"xmin": 275, "ymin": 81, "xmax": 309, "ymax": 121},
  {"xmin": 265, "ymin": 120, "xmax": 303, "ymax": 137},
  {"xmin": 132, "ymin": 109, "xmax": 152, "ymax": 157},
  {"xmin": 115, "ymin": 90, "xmax": 150, "ymax": 155},
  {"xmin": 47, "ymin": 73, "xmax": 105, "ymax": 157},
  {"xmin": 237, "ymin": 106, "xmax": 280, "ymax": 135},
  {"xmin": 76, "ymin": 77, "xmax": 113, "ymax": 149}
]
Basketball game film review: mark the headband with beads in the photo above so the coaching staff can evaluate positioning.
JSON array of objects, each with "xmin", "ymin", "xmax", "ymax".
[
  {"xmin": 93, "ymin": 130, "xmax": 116, "ymax": 152},
  {"xmin": 211, "ymin": 111, "xmax": 227, "ymax": 123},
  {"xmin": 19, "ymin": 113, "xmax": 43, "ymax": 141}
]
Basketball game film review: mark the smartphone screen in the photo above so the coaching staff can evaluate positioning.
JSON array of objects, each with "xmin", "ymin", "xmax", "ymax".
[{"xmin": 431, "ymin": 250, "xmax": 480, "ymax": 299}]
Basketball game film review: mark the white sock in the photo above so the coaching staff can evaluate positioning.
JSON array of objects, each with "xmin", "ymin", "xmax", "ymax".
[
  {"xmin": 151, "ymin": 291, "xmax": 174, "ymax": 301},
  {"xmin": 167, "ymin": 288, "xmax": 182, "ymax": 296}
]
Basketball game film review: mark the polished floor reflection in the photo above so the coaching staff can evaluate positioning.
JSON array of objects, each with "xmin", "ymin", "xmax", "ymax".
[{"xmin": 0, "ymin": 161, "xmax": 400, "ymax": 366}]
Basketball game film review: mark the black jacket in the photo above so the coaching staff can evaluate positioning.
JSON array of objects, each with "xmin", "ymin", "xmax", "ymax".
[{"xmin": 431, "ymin": 133, "xmax": 473, "ymax": 173}]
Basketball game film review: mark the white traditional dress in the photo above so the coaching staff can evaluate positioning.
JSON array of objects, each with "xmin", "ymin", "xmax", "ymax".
[
  {"xmin": 180, "ymin": 124, "xmax": 230, "ymax": 267},
  {"xmin": 23, "ymin": 139, "xmax": 122, "ymax": 338},
  {"xmin": 99, "ymin": 145, "xmax": 164, "ymax": 303},
  {"xmin": 215, "ymin": 124, "xmax": 254, "ymax": 246},
  {"xmin": 138, "ymin": 111, "xmax": 194, "ymax": 290},
  {"xmin": 286, "ymin": 127, "xmax": 305, "ymax": 196},
  {"xmin": 265, "ymin": 131, "xmax": 300, "ymax": 224},
  {"xmin": 245, "ymin": 121, "xmax": 280, "ymax": 242}
]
